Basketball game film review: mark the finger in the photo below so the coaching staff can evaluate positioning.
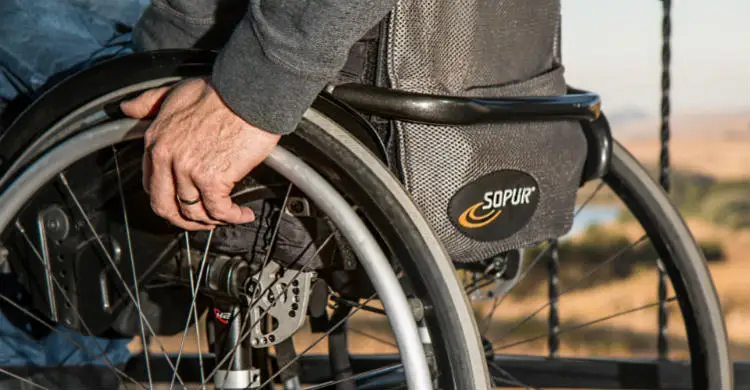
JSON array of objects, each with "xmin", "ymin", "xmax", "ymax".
[
  {"xmin": 197, "ymin": 182, "xmax": 255, "ymax": 225},
  {"xmin": 121, "ymin": 86, "xmax": 171, "ymax": 118},
  {"xmin": 174, "ymin": 166, "xmax": 220, "ymax": 225},
  {"xmin": 148, "ymin": 146, "xmax": 213, "ymax": 231}
]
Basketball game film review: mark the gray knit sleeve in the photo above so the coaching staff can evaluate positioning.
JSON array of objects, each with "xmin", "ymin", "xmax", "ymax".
[
  {"xmin": 211, "ymin": 0, "xmax": 395, "ymax": 134},
  {"xmin": 135, "ymin": 0, "xmax": 393, "ymax": 134}
]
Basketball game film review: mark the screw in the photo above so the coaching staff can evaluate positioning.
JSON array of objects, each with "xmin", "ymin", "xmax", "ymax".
[{"xmin": 288, "ymin": 311, "xmax": 296, "ymax": 318}]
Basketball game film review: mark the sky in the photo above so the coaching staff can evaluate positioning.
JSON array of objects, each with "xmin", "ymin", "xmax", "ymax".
[{"xmin": 561, "ymin": 0, "xmax": 749, "ymax": 117}]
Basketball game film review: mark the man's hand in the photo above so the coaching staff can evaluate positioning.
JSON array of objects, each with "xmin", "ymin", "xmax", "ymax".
[{"xmin": 121, "ymin": 78, "xmax": 281, "ymax": 231}]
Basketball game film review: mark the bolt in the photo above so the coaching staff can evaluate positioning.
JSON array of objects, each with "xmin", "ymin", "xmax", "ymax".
[
  {"xmin": 408, "ymin": 298, "xmax": 425, "ymax": 322},
  {"xmin": 289, "ymin": 200, "xmax": 305, "ymax": 214},
  {"xmin": 46, "ymin": 219, "xmax": 59, "ymax": 230},
  {"xmin": 268, "ymin": 335, "xmax": 276, "ymax": 343},
  {"xmin": 40, "ymin": 206, "xmax": 71, "ymax": 242}
]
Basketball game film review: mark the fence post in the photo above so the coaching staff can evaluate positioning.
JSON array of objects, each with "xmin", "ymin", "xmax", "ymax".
[
  {"xmin": 657, "ymin": 0, "xmax": 672, "ymax": 360},
  {"xmin": 548, "ymin": 240, "xmax": 560, "ymax": 357}
]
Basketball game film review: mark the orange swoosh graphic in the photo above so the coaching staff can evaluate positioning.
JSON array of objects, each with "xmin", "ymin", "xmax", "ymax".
[{"xmin": 458, "ymin": 202, "xmax": 502, "ymax": 229}]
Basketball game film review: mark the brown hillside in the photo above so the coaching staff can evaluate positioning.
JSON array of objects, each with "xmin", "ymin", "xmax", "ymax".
[{"xmin": 615, "ymin": 113, "xmax": 750, "ymax": 179}]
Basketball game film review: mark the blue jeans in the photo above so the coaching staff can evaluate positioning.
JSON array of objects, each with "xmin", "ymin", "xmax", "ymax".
[
  {"xmin": 0, "ymin": 0, "xmax": 149, "ymax": 367},
  {"xmin": 0, "ymin": 0, "xmax": 148, "ymax": 102}
]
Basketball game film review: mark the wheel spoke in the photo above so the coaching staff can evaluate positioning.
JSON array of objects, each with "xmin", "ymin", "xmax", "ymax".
[
  {"xmin": 465, "ymin": 278, "xmax": 500, "ymax": 296},
  {"xmin": 303, "ymin": 363, "xmax": 404, "ymax": 390},
  {"xmin": 489, "ymin": 235, "xmax": 648, "ymax": 344},
  {"xmin": 256, "ymin": 293, "xmax": 379, "ymax": 389},
  {"xmin": 329, "ymin": 295, "xmax": 386, "ymax": 315},
  {"xmin": 113, "ymin": 147, "xmax": 153, "ymax": 390},
  {"xmin": 573, "ymin": 180, "xmax": 606, "ymax": 219},
  {"xmin": 33, "ymin": 216, "xmax": 58, "ymax": 321},
  {"xmin": 257, "ymin": 183, "xmax": 294, "ymax": 284},
  {"xmin": 0, "ymin": 367, "xmax": 52, "ymax": 390},
  {"xmin": 0, "ymin": 294, "xmax": 143, "ymax": 389},
  {"xmin": 216, "ymin": 184, "xmax": 294, "ymax": 389},
  {"xmin": 488, "ymin": 360, "xmax": 536, "ymax": 389},
  {"xmin": 493, "ymin": 296, "xmax": 678, "ymax": 353},
  {"xmin": 480, "ymin": 241, "xmax": 554, "ymax": 335},
  {"xmin": 347, "ymin": 327, "xmax": 396, "ymax": 348},
  {"xmin": 58, "ymin": 172, "xmax": 186, "ymax": 386},
  {"xmin": 13, "ymin": 221, "xmax": 143, "ymax": 389},
  {"xmin": 189, "ymin": 237, "xmax": 207, "ymax": 389},
  {"xmin": 170, "ymin": 230, "xmax": 213, "ymax": 390},
  {"xmin": 204, "ymin": 232, "xmax": 337, "ymax": 384}
]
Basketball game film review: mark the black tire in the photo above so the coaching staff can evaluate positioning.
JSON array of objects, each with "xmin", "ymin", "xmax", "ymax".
[{"xmin": 605, "ymin": 142, "xmax": 731, "ymax": 389}]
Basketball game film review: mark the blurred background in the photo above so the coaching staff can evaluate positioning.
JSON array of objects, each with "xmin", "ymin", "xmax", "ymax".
[{"xmin": 541, "ymin": 0, "xmax": 750, "ymax": 360}]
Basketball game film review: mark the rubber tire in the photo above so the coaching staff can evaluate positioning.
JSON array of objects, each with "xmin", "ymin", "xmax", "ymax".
[{"xmin": 606, "ymin": 142, "xmax": 732, "ymax": 389}]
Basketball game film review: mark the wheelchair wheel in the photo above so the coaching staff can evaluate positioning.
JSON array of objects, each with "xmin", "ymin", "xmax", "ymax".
[
  {"xmin": 464, "ymin": 143, "xmax": 731, "ymax": 389},
  {"xmin": 0, "ymin": 52, "xmax": 490, "ymax": 389}
]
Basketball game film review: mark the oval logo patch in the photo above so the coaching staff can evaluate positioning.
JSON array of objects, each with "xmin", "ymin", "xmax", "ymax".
[{"xmin": 448, "ymin": 170, "xmax": 540, "ymax": 241}]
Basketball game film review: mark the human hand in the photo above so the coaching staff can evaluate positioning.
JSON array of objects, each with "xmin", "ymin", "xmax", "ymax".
[{"xmin": 121, "ymin": 78, "xmax": 281, "ymax": 231}]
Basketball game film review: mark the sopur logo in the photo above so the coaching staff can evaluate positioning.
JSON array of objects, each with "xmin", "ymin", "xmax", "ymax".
[
  {"xmin": 458, "ymin": 186, "xmax": 537, "ymax": 229},
  {"xmin": 449, "ymin": 170, "xmax": 540, "ymax": 241}
]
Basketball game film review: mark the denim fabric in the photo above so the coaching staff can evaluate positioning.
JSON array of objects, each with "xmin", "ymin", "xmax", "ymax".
[
  {"xmin": 0, "ymin": 0, "xmax": 149, "ymax": 367},
  {"xmin": 0, "ymin": 0, "xmax": 149, "ymax": 102}
]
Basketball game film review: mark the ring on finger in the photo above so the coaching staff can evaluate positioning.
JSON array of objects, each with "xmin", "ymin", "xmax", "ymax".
[{"xmin": 177, "ymin": 195, "xmax": 201, "ymax": 206}]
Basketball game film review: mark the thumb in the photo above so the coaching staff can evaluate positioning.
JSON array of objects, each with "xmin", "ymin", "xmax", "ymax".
[{"xmin": 120, "ymin": 86, "xmax": 171, "ymax": 118}]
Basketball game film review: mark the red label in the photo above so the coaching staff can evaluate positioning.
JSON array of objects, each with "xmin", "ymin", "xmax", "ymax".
[{"xmin": 214, "ymin": 308, "xmax": 231, "ymax": 325}]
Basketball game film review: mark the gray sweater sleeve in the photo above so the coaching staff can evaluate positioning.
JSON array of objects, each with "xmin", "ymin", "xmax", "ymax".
[
  {"xmin": 212, "ymin": 1, "xmax": 395, "ymax": 134},
  {"xmin": 134, "ymin": 0, "xmax": 395, "ymax": 135}
]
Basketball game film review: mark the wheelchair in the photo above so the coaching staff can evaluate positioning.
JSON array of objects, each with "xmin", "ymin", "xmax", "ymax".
[
  {"xmin": 0, "ymin": 6, "xmax": 733, "ymax": 390},
  {"xmin": 0, "ymin": 48, "xmax": 732, "ymax": 389}
]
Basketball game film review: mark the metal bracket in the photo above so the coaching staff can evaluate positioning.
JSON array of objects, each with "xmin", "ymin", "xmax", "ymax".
[{"xmin": 250, "ymin": 261, "xmax": 315, "ymax": 348}]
